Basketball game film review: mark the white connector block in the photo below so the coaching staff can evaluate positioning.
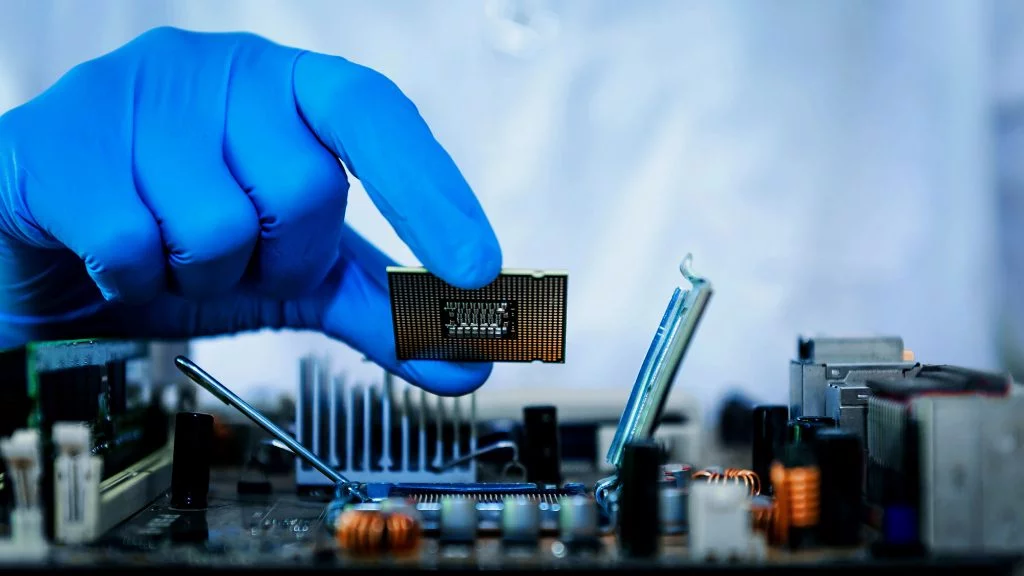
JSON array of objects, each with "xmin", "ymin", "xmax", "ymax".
[
  {"xmin": 688, "ymin": 481, "xmax": 765, "ymax": 562},
  {"xmin": 53, "ymin": 422, "xmax": 102, "ymax": 544},
  {"xmin": 0, "ymin": 429, "xmax": 48, "ymax": 560}
]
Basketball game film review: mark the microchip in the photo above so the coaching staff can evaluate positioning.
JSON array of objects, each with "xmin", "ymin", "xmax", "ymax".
[{"xmin": 387, "ymin": 267, "xmax": 567, "ymax": 363}]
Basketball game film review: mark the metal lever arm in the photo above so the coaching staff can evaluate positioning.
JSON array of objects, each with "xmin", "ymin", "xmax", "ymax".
[
  {"xmin": 174, "ymin": 355, "xmax": 367, "ymax": 501},
  {"xmin": 428, "ymin": 440, "xmax": 519, "ymax": 473}
]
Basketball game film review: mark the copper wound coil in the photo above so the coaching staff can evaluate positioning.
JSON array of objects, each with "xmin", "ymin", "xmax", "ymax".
[
  {"xmin": 692, "ymin": 468, "xmax": 762, "ymax": 496},
  {"xmin": 767, "ymin": 461, "xmax": 820, "ymax": 545},
  {"xmin": 335, "ymin": 509, "xmax": 420, "ymax": 554},
  {"xmin": 785, "ymin": 466, "xmax": 820, "ymax": 529},
  {"xmin": 751, "ymin": 501, "xmax": 775, "ymax": 534},
  {"xmin": 769, "ymin": 463, "xmax": 789, "ymax": 544}
]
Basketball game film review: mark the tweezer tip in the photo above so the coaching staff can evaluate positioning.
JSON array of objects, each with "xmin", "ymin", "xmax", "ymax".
[{"xmin": 174, "ymin": 355, "xmax": 198, "ymax": 374}]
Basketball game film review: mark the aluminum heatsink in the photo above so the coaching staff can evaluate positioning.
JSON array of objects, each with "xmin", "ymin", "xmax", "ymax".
[{"xmin": 294, "ymin": 355, "xmax": 477, "ymax": 488}]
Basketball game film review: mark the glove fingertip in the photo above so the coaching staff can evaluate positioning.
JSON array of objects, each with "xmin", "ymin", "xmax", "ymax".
[
  {"xmin": 430, "ymin": 230, "xmax": 503, "ymax": 290},
  {"xmin": 401, "ymin": 360, "xmax": 494, "ymax": 397}
]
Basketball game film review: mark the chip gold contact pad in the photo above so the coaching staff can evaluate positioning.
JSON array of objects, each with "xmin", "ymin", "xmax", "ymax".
[{"xmin": 387, "ymin": 267, "xmax": 567, "ymax": 363}]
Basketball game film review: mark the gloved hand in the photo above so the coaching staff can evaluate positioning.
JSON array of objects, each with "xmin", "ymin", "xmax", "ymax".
[{"xmin": 0, "ymin": 27, "xmax": 501, "ymax": 395}]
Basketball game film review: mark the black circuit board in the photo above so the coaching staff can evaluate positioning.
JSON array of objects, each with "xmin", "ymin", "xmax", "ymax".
[
  {"xmin": 37, "ymin": 486, "xmax": 1020, "ymax": 573},
  {"xmin": 87, "ymin": 492, "xmax": 327, "ymax": 567},
  {"xmin": 388, "ymin": 267, "xmax": 567, "ymax": 363},
  {"xmin": 0, "ymin": 339, "xmax": 171, "ymax": 541},
  {"xmin": 26, "ymin": 340, "xmax": 169, "ymax": 482}
]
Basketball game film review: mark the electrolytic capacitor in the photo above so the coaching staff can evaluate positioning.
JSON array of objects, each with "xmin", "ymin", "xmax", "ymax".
[
  {"xmin": 617, "ymin": 440, "xmax": 661, "ymax": 556},
  {"xmin": 671, "ymin": 465, "xmax": 692, "ymax": 489},
  {"xmin": 751, "ymin": 405, "xmax": 788, "ymax": 494},
  {"xmin": 501, "ymin": 497, "xmax": 540, "ymax": 544},
  {"xmin": 522, "ymin": 405, "xmax": 562, "ymax": 485},
  {"xmin": 170, "ymin": 412, "xmax": 214, "ymax": 510},
  {"xmin": 558, "ymin": 495, "xmax": 598, "ymax": 544},
  {"xmin": 814, "ymin": 429, "xmax": 863, "ymax": 546},
  {"xmin": 439, "ymin": 497, "xmax": 477, "ymax": 543},
  {"xmin": 789, "ymin": 416, "xmax": 835, "ymax": 445},
  {"xmin": 659, "ymin": 487, "xmax": 687, "ymax": 534}
]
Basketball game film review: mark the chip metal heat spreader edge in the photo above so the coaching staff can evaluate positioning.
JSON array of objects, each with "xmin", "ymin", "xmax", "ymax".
[{"xmin": 387, "ymin": 267, "xmax": 568, "ymax": 363}]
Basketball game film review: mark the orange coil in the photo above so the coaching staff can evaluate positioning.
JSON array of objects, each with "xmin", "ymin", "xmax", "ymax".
[
  {"xmin": 751, "ymin": 502, "xmax": 775, "ymax": 534},
  {"xmin": 693, "ymin": 468, "xmax": 762, "ymax": 496},
  {"xmin": 769, "ymin": 462, "xmax": 789, "ymax": 545},
  {"xmin": 785, "ymin": 466, "xmax": 820, "ymax": 528},
  {"xmin": 767, "ymin": 461, "xmax": 821, "ymax": 545},
  {"xmin": 335, "ymin": 509, "xmax": 420, "ymax": 555},
  {"xmin": 385, "ymin": 511, "xmax": 419, "ymax": 552}
]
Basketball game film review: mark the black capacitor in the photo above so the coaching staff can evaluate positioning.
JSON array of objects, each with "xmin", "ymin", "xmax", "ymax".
[
  {"xmin": 170, "ymin": 412, "xmax": 214, "ymax": 510},
  {"xmin": 617, "ymin": 440, "xmax": 662, "ymax": 557},
  {"xmin": 814, "ymin": 429, "xmax": 863, "ymax": 546},
  {"xmin": 789, "ymin": 416, "xmax": 835, "ymax": 445},
  {"xmin": 717, "ymin": 392, "xmax": 755, "ymax": 447},
  {"xmin": 751, "ymin": 405, "xmax": 788, "ymax": 494},
  {"xmin": 522, "ymin": 405, "xmax": 562, "ymax": 485}
]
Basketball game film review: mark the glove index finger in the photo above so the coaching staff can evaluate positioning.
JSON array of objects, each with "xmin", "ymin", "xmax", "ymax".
[{"xmin": 291, "ymin": 51, "xmax": 501, "ymax": 289}]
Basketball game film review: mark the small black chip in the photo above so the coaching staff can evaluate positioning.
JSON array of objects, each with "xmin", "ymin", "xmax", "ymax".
[
  {"xmin": 388, "ymin": 267, "xmax": 567, "ymax": 363},
  {"xmin": 441, "ymin": 300, "xmax": 519, "ymax": 340}
]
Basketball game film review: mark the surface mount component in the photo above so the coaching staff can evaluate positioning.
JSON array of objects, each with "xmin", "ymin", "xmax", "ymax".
[
  {"xmin": 439, "ymin": 497, "xmax": 478, "ymax": 543},
  {"xmin": 387, "ymin": 267, "xmax": 568, "ymax": 363},
  {"xmin": 605, "ymin": 254, "xmax": 712, "ymax": 470},
  {"xmin": 558, "ymin": 495, "xmax": 599, "ymax": 544},
  {"xmin": 501, "ymin": 496, "xmax": 541, "ymax": 543},
  {"xmin": 369, "ymin": 483, "xmax": 586, "ymax": 534}
]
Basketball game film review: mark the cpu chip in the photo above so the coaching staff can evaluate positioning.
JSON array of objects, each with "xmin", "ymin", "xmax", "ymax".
[{"xmin": 387, "ymin": 267, "xmax": 567, "ymax": 363}]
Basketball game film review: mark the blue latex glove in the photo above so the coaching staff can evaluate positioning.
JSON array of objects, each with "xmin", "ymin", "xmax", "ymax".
[{"xmin": 0, "ymin": 27, "xmax": 502, "ymax": 395}]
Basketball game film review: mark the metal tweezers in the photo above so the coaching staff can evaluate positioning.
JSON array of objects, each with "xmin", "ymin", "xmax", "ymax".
[{"xmin": 174, "ymin": 356, "xmax": 368, "ymax": 502}]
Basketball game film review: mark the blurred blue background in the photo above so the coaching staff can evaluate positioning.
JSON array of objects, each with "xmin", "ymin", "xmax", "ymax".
[{"xmin": 1, "ymin": 0, "xmax": 1019, "ymax": 416}]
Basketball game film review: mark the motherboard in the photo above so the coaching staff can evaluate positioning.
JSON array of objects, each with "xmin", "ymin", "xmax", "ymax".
[{"xmin": 0, "ymin": 259, "xmax": 1021, "ymax": 574}]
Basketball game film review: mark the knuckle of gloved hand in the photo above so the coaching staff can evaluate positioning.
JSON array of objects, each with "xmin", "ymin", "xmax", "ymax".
[
  {"xmin": 133, "ymin": 26, "xmax": 192, "ymax": 50},
  {"xmin": 120, "ymin": 27, "xmax": 212, "ymax": 69},
  {"xmin": 168, "ymin": 201, "xmax": 259, "ymax": 268},
  {"xmin": 265, "ymin": 159, "xmax": 348, "ymax": 230},
  {"xmin": 255, "ymin": 171, "xmax": 347, "ymax": 294},
  {"xmin": 82, "ymin": 219, "xmax": 162, "ymax": 277}
]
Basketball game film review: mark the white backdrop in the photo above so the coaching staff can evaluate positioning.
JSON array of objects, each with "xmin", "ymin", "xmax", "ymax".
[{"xmin": 0, "ymin": 0, "xmax": 1001, "ymax": 416}]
